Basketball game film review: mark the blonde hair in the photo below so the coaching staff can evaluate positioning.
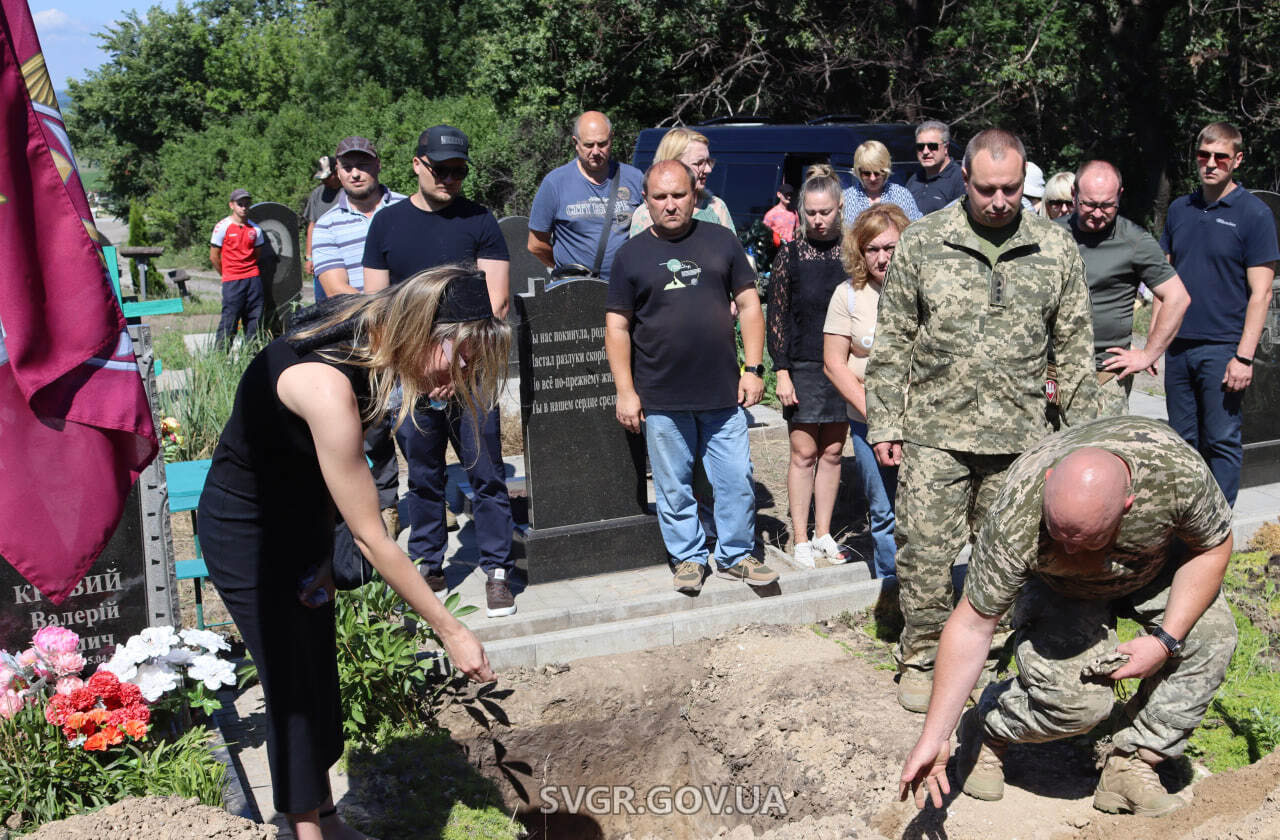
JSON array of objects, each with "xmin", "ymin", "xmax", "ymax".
[
  {"xmin": 654, "ymin": 127, "xmax": 710, "ymax": 163},
  {"xmin": 797, "ymin": 164, "xmax": 844, "ymax": 238},
  {"xmin": 1044, "ymin": 171, "xmax": 1076, "ymax": 203},
  {"xmin": 841, "ymin": 205, "xmax": 910, "ymax": 289},
  {"xmin": 853, "ymin": 141, "xmax": 892, "ymax": 176},
  {"xmin": 288, "ymin": 264, "xmax": 510, "ymax": 434}
]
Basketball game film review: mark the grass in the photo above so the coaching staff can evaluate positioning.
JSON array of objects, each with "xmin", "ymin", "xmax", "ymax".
[
  {"xmin": 1132, "ymin": 299, "xmax": 1152, "ymax": 337},
  {"xmin": 345, "ymin": 728, "xmax": 521, "ymax": 840},
  {"xmin": 158, "ymin": 334, "xmax": 269, "ymax": 460}
]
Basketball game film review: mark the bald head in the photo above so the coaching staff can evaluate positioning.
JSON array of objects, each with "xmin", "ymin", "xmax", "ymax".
[
  {"xmin": 1073, "ymin": 160, "xmax": 1123, "ymax": 233},
  {"xmin": 1043, "ymin": 448, "xmax": 1134, "ymax": 554},
  {"xmin": 572, "ymin": 111, "xmax": 614, "ymax": 181}
]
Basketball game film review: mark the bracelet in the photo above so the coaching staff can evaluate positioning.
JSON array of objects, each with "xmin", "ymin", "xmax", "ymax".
[{"xmin": 1234, "ymin": 354, "xmax": 1253, "ymax": 366}]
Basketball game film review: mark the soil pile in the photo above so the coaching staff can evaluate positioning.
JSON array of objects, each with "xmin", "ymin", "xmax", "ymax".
[
  {"xmin": 22, "ymin": 796, "xmax": 276, "ymax": 840},
  {"xmin": 432, "ymin": 623, "xmax": 1280, "ymax": 840}
]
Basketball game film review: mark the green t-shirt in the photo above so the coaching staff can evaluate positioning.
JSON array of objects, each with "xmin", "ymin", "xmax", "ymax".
[
  {"xmin": 965, "ymin": 416, "xmax": 1233, "ymax": 617},
  {"xmin": 965, "ymin": 210, "xmax": 1020, "ymax": 267},
  {"xmin": 1057, "ymin": 214, "xmax": 1176, "ymax": 368}
]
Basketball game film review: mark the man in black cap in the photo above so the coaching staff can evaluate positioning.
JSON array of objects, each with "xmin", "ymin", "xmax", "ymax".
[
  {"xmin": 301, "ymin": 154, "xmax": 342, "ymax": 295},
  {"xmin": 363, "ymin": 125, "xmax": 518, "ymax": 618}
]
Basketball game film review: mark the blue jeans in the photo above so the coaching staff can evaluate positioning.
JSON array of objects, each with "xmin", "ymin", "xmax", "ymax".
[
  {"xmin": 850, "ymin": 421, "xmax": 899, "ymax": 578},
  {"xmin": 645, "ymin": 407, "xmax": 755, "ymax": 567},
  {"xmin": 395, "ymin": 402, "xmax": 513, "ymax": 574},
  {"xmin": 216, "ymin": 275, "xmax": 263, "ymax": 349},
  {"xmin": 1165, "ymin": 340, "xmax": 1242, "ymax": 506}
]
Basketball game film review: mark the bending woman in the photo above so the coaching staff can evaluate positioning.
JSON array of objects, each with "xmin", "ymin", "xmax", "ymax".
[
  {"xmin": 197, "ymin": 265, "xmax": 504, "ymax": 840},
  {"xmin": 822, "ymin": 205, "xmax": 910, "ymax": 578},
  {"xmin": 767, "ymin": 166, "xmax": 851, "ymax": 567}
]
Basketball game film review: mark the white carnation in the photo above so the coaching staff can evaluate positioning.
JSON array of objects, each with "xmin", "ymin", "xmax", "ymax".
[
  {"xmin": 180, "ymin": 628, "xmax": 231, "ymax": 653},
  {"xmin": 188, "ymin": 654, "xmax": 236, "ymax": 691},
  {"xmin": 163, "ymin": 647, "xmax": 196, "ymax": 666},
  {"xmin": 99, "ymin": 652, "xmax": 138, "ymax": 682},
  {"xmin": 132, "ymin": 662, "xmax": 181, "ymax": 702}
]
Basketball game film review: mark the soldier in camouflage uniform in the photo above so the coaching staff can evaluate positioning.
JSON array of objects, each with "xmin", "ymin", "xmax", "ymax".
[
  {"xmin": 865, "ymin": 128, "xmax": 1100, "ymax": 713},
  {"xmin": 899, "ymin": 416, "xmax": 1236, "ymax": 817}
]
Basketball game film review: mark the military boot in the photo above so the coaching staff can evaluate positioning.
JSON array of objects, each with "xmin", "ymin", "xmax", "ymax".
[
  {"xmin": 1093, "ymin": 753, "xmax": 1185, "ymax": 817},
  {"xmin": 957, "ymin": 707, "xmax": 1008, "ymax": 801},
  {"xmin": 897, "ymin": 669, "xmax": 932, "ymax": 713}
]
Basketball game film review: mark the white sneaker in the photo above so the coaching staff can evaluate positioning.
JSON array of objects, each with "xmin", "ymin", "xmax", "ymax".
[
  {"xmin": 813, "ymin": 533, "xmax": 847, "ymax": 564},
  {"xmin": 792, "ymin": 542, "xmax": 816, "ymax": 569}
]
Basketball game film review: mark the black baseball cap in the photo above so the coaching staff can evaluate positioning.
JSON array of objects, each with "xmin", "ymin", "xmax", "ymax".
[
  {"xmin": 778, "ymin": 183, "xmax": 795, "ymax": 197},
  {"xmin": 416, "ymin": 125, "xmax": 470, "ymax": 164}
]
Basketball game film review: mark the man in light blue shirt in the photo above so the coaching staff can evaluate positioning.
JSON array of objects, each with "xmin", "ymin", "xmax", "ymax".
[
  {"xmin": 311, "ymin": 135, "xmax": 405, "ymax": 300},
  {"xmin": 527, "ymin": 110, "xmax": 644, "ymax": 281}
]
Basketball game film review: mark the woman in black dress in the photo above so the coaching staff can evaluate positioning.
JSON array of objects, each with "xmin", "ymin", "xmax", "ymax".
[
  {"xmin": 767, "ymin": 166, "xmax": 851, "ymax": 569},
  {"xmin": 197, "ymin": 265, "xmax": 505, "ymax": 840}
]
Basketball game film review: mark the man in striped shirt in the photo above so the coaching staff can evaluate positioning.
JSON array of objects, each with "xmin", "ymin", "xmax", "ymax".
[
  {"xmin": 310, "ymin": 135, "xmax": 406, "ymax": 537},
  {"xmin": 311, "ymin": 136, "xmax": 405, "ymax": 300}
]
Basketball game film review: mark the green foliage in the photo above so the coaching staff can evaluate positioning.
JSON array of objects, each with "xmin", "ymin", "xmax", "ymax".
[
  {"xmin": 334, "ymin": 580, "xmax": 478, "ymax": 749},
  {"xmin": 127, "ymin": 202, "xmax": 148, "ymax": 247},
  {"xmin": 0, "ymin": 706, "xmax": 224, "ymax": 833},
  {"xmin": 158, "ymin": 333, "xmax": 267, "ymax": 460}
]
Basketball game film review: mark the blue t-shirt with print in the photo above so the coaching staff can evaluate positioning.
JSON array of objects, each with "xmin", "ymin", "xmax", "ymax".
[
  {"xmin": 1160, "ymin": 185, "xmax": 1280, "ymax": 341},
  {"xmin": 529, "ymin": 159, "xmax": 644, "ymax": 281}
]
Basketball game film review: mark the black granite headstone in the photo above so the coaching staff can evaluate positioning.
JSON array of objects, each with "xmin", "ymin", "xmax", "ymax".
[
  {"xmin": 499, "ymin": 216, "xmax": 548, "ymax": 375},
  {"xmin": 1241, "ymin": 190, "xmax": 1280, "ymax": 487},
  {"xmin": 248, "ymin": 201, "xmax": 302, "ymax": 334},
  {"xmin": 515, "ymin": 275, "xmax": 666, "ymax": 582}
]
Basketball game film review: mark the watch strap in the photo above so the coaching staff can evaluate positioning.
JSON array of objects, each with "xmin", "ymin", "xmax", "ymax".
[
  {"xmin": 1235, "ymin": 354, "xmax": 1253, "ymax": 366},
  {"xmin": 742, "ymin": 364, "xmax": 765, "ymax": 376},
  {"xmin": 1152, "ymin": 627, "xmax": 1183, "ymax": 655}
]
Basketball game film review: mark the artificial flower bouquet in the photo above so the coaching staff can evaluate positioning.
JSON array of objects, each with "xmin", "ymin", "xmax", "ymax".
[{"xmin": 0, "ymin": 625, "xmax": 234, "ymax": 829}]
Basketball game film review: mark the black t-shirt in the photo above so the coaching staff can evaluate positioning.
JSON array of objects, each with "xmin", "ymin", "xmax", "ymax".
[
  {"xmin": 607, "ymin": 221, "xmax": 756, "ymax": 411},
  {"xmin": 362, "ymin": 196, "xmax": 509, "ymax": 284}
]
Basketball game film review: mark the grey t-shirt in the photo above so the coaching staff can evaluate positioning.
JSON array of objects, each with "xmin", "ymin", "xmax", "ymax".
[
  {"xmin": 302, "ymin": 184, "xmax": 342, "ymax": 224},
  {"xmin": 1057, "ymin": 214, "xmax": 1175, "ymax": 368}
]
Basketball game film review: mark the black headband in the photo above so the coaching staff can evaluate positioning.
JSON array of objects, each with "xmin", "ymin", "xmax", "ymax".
[{"xmin": 437, "ymin": 270, "xmax": 494, "ymax": 323}]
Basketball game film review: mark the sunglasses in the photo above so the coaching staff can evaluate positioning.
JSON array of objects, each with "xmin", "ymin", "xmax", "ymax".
[
  {"xmin": 1196, "ymin": 150, "xmax": 1233, "ymax": 166},
  {"xmin": 1079, "ymin": 200, "xmax": 1118, "ymax": 211},
  {"xmin": 423, "ymin": 159, "xmax": 469, "ymax": 181},
  {"xmin": 1046, "ymin": 199, "xmax": 1073, "ymax": 209},
  {"xmin": 915, "ymin": 142, "xmax": 941, "ymax": 152}
]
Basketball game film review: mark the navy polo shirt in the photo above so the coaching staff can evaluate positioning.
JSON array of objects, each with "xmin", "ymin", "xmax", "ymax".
[
  {"xmin": 905, "ymin": 161, "xmax": 966, "ymax": 215},
  {"xmin": 1160, "ymin": 185, "xmax": 1280, "ymax": 342}
]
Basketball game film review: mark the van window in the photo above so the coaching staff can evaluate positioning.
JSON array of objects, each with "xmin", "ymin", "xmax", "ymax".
[{"xmin": 707, "ymin": 164, "xmax": 779, "ymax": 226}]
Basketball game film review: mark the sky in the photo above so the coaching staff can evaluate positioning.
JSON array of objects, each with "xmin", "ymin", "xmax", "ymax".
[{"xmin": 29, "ymin": 0, "xmax": 175, "ymax": 88}]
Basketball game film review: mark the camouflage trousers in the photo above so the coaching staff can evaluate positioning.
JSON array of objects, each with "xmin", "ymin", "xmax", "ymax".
[
  {"xmin": 895, "ymin": 444, "xmax": 1017, "ymax": 672},
  {"xmin": 1095, "ymin": 371, "xmax": 1133, "ymax": 418},
  {"xmin": 979, "ymin": 570, "xmax": 1236, "ymax": 758}
]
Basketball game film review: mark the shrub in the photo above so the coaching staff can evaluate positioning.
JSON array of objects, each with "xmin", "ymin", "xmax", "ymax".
[{"xmin": 158, "ymin": 333, "xmax": 267, "ymax": 460}]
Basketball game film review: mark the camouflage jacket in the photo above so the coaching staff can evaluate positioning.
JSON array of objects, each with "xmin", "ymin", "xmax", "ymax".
[
  {"xmin": 865, "ymin": 203, "xmax": 1100, "ymax": 453},
  {"xmin": 965, "ymin": 416, "xmax": 1234, "ymax": 617}
]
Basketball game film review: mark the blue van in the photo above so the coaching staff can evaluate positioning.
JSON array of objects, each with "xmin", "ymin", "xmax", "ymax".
[{"xmin": 631, "ymin": 118, "xmax": 951, "ymax": 230}]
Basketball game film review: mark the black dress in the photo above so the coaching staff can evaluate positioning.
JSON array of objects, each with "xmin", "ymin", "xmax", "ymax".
[{"xmin": 196, "ymin": 337, "xmax": 372, "ymax": 814}]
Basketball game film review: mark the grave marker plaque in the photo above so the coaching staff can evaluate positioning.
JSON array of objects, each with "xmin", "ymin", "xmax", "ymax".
[
  {"xmin": 515, "ymin": 276, "xmax": 665, "ymax": 582},
  {"xmin": 1241, "ymin": 190, "xmax": 1280, "ymax": 487},
  {"xmin": 248, "ymin": 202, "xmax": 302, "ymax": 334},
  {"xmin": 0, "ymin": 326, "xmax": 178, "ymax": 666}
]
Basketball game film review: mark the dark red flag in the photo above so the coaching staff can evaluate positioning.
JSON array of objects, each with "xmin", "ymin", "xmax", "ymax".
[{"xmin": 0, "ymin": 0, "xmax": 158, "ymax": 603}]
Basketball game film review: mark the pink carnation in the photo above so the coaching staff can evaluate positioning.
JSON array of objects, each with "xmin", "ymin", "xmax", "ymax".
[
  {"xmin": 0, "ymin": 665, "xmax": 16, "ymax": 692},
  {"xmin": 55, "ymin": 676, "xmax": 84, "ymax": 695},
  {"xmin": 33, "ymin": 626, "xmax": 80, "ymax": 655},
  {"xmin": 0, "ymin": 690, "xmax": 23, "ymax": 720},
  {"xmin": 48, "ymin": 651, "xmax": 86, "ymax": 678},
  {"xmin": 16, "ymin": 649, "xmax": 38, "ymax": 669}
]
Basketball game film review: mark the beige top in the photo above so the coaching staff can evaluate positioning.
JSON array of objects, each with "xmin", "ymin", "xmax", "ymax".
[{"xmin": 823, "ymin": 280, "xmax": 883, "ymax": 422}]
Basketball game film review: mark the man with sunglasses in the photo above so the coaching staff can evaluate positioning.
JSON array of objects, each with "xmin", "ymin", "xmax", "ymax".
[
  {"xmin": 1160, "ymin": 122, "xmax": 1279, "ymax": 507},
  {"xmin": 1056, "ymin": 160, "xmax": 1191, "ymax": 417},
  {"xmin": 527, "ymin": 110, "xmax": 644, "ymax": 281},
  {"xmin": 363, "ymin": 125, "xmax": 518, "ymax": 618},
  {"xmin": 905, "ymin": 120, "xmax": 965, "ymax": 215}
]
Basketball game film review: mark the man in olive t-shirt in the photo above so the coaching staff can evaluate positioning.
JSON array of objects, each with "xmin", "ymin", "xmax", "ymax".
[
  {"xmin": 1057, "ymin": 161, "xmax": 1191, "ymax": 416},
  {"xmin": 899, "ymin": 416, "xmax": 1235, "ymax": 818}
]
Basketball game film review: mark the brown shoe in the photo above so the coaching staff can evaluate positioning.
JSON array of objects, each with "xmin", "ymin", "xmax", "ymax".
[
  {"xmin": 381, "ymin": 506, "xmax": 401, "ymax": 538},
  {"xmin": 419, "ymin": 565, "xmax": 446, "ymax": 592},
  {"xmin": 715, "ymin": 556, "xmax": 779, "ymax": 586},
  {"xmin": 897, "ymin": 669, "xmax": 932, "ymax": 713},
  {"xmin": 673, "ymin": 561, "xmax": 706, "ymax": 594},
  {"xmin": 957, "ymin": 707, "xmax": 1008, "ymax": 801},
  {"xmin": 485, "ymin": 569, "xmax": 516, "ymax": 617},
  {"xmin": 1093, "ymin": 753, "xmax": 1185, "ymax": 817}
]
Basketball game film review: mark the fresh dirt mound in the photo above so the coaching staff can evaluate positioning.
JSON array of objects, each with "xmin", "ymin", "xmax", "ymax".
[
  {"xmin": 428, "ymin": 623, "xmax": 1280, "ymax": 840},
  {"xmin": 22, "ymin": 796, "xmax": 276, "ymax": 840}
]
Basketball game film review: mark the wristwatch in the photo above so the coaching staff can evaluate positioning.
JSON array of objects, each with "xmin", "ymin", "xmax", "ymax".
[
  {"xmin": 742, "ymin": 364, "xmax": 766, "ymax": 377},
  {"xmin": 1152, "ymin": 627, "xmax": 1184, "ymax": 656}
]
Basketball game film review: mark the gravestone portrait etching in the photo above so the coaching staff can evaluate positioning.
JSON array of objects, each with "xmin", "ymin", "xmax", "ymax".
[
  {"xmin": 514, "ymin": 274, "xmax": 666, "ymax": 582},
  {"xmin": 248, "ymin": 202, "xmax": 302, "ymax": 334},
  {"xmin": 1241, "ymin": 190, "xmax": 1280, "ymax": 486}
]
